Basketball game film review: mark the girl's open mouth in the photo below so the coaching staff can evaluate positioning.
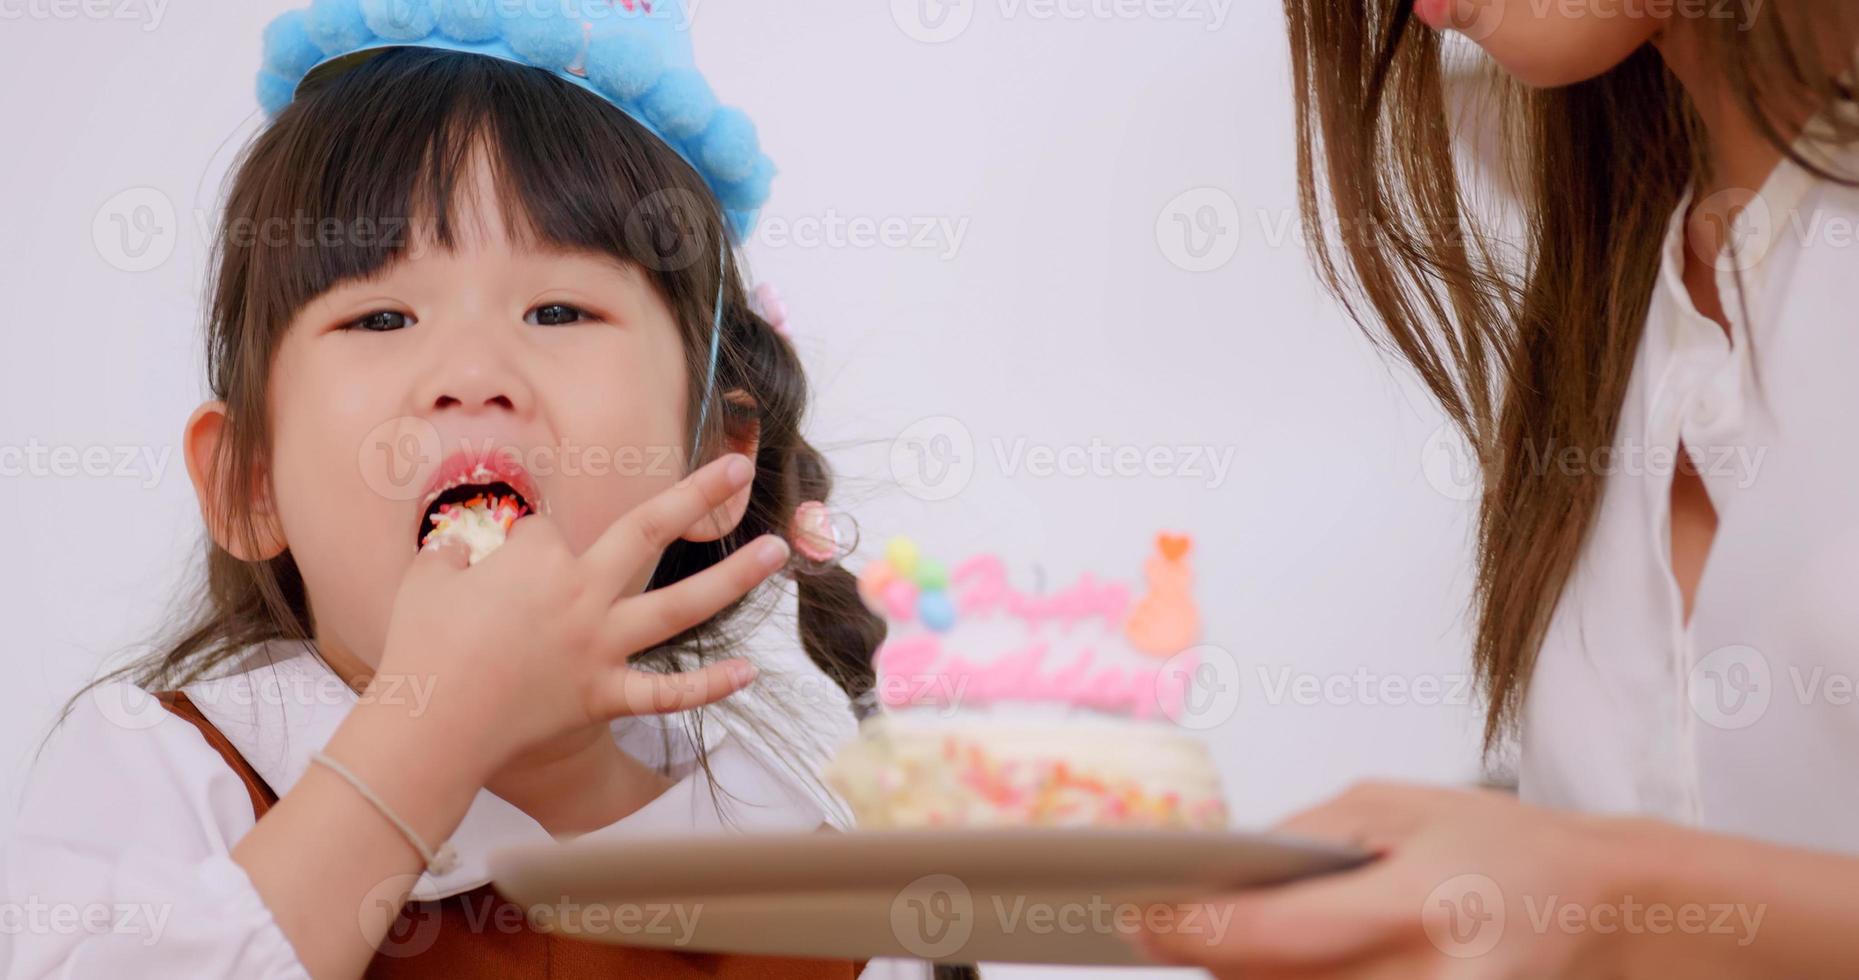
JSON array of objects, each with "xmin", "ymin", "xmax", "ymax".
[{"xmin": 416, "ymin": 453, "xmax": 543, "ymax": 563}]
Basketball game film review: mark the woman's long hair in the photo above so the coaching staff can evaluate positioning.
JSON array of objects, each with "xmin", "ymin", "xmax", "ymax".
[{"xmin": 1282, "ymin": 2, "xmax": 1857, "ymax": 748}]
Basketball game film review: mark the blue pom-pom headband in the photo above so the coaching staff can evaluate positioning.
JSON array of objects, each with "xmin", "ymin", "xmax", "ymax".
[
  {"xmin": 258, "ymin": 0, "xmax": 775, "ymax": 242},
  {"xmin": 257, "ymin": 0, "xmax": 761, "ymax": 464}
]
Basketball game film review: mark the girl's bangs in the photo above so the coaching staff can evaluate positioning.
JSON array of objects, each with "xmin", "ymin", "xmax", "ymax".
[{"xmin": 228, "ymin": 47, "xmax": 721, "ymax": 336}]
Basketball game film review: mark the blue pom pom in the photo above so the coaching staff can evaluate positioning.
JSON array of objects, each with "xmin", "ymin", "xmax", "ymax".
[
  {"xmin": 433, "ymin": 0, "xmax": 500, "ymax": 41},
  {"xmin": 306, "ymin": 0, "xmax": 374, "ymax": 55},
  {"xmin": 714, "ymin": 154, "xmax": 775, "ymax": 212},
  {"xmin": 584, "ymin": 28, "xmax": 664, "ymax": 102},
  {"xmin": 726, "ymin": 209, "xmax": 756, "ymax": 241},
  {"xmin": 640, "ymin": 69, "xmax": 716, "ymax": 140},
  {"xmin": 501, "ymin": 6, "xmax": 583, "ymax": 70},
  {"xmin": 257, "ymin": 70, "xmax": 298, "ymax": 116},
  {"xmin": 697, "ymin": 108, "xmax": 760, "ymax": 186},
  {"xmin": 262, "ymin": 11, "xmax": 324, "ymax": 80},
  {"xmin": 919, "ymin": 591, "xmax": 957, "ymax": 633},
  {"xmin": 362, "ymin": 0, "xmax": 436, "ymax": 40}
]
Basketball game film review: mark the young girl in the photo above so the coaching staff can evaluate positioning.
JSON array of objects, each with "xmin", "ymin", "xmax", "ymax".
[
  {"xmin": 1134, "ymin": 2, "xmax": 1859, "ymax": 977},
  {"xmin": 6, "ymin": 2, "xmax": 894, "ymax": 976}
]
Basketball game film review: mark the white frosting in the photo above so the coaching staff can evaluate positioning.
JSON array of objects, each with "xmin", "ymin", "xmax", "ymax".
[
  {"xmin": 823, "ymin": 712, "xmax": 1228, "ymax": 830},
  {"xmin": 424, "ymin": 503, "xmax": 513, "ymax": 565}
]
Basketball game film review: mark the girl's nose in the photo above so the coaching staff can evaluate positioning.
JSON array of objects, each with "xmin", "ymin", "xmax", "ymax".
[{"xmin": 416, "ymin": 324, "xmax": 535, "ymax": 419}]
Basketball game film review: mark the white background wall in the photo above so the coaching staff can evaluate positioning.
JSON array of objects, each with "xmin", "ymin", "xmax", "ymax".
[{"xmin": 1, "ymin": 1, "xmax": 1486, "ymax": 976}]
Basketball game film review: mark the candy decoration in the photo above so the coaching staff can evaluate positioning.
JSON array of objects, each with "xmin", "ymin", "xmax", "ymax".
[
  {"xmin": 918, "ymin": 590, "xmax": 956, "ymax": 633},
  {"xmin": 885, "ymin": 537, "xmax": 920, "ymax": 578},
  {"xmin": 881, "ymin": 578, "xmax": 919, "ymax": 622},
  {"xmin": 913, "ymin": 557, "xmax": 948, "ymax": 590},
  {"xmin": 857, "ymin": 558, "xmax": 896, "ymax": 609},
  {"xmin": 1125, "ymin": 532, "xmax": 1201, "ymax": 657}
]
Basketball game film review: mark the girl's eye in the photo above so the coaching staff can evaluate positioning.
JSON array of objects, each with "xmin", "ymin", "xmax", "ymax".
[
  {"xmin": 350, "ymin": 310, "xmax": 412, "ymax": 332},
  {"xmin": 527, "ymin": 303, "xmax": 591, "ymax": 327}
]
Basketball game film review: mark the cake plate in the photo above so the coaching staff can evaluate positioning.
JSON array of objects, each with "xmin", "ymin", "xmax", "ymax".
[{"xmin": 489, "ymin": 828, "xmax": 1371, "ymax": 966}]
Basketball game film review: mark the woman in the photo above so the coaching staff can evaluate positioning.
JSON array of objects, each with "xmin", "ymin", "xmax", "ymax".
[{"xmin": 1134, "ymin": 2, "xmax": 1859, "ymax": 976}]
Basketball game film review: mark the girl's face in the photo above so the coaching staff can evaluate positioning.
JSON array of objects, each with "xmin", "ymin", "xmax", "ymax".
[
  {"xmin": 217, "ymin": 153, "xmax": 744, "ymax": 674},
  {"xmin": 1417, "ymin": 0, "xmax": 1668, "ymax": 87}
]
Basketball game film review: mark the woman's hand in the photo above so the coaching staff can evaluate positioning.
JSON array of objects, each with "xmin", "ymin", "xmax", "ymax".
[
  {"xmin": 374, "ymin": 453, "xmax": 789, "ymax": 783},
  {"xmin": 1128, "ymin": 781, "xmax": 1859, "ymax": 979}
]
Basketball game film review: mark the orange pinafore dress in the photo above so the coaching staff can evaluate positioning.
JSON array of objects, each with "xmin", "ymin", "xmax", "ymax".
[{"xmin": 155, "ymin": 690, "xmax": 866, "ymax": 979}]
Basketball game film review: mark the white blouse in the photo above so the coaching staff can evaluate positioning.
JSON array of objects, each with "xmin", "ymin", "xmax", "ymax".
[
  {"xmin": 1519, "ymin": 108, "xmax": 1859, "ymax": 854},
  {"xmin": 1, "ymin": 638, "xmax": 835, "ymax": 978}
]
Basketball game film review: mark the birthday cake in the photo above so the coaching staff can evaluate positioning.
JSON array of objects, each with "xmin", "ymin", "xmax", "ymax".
[{"xmin": 822, "ymin": 535, "xmax": 1230, "ymax": 830}]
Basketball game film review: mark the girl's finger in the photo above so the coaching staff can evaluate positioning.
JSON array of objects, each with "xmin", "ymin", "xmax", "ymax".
[
  {"xmin": 604, "ymin": 534, "xmax": 790, "ymax": 655},
  {"xmin": 591, "ymin": 657, "xmax": 759, "ymax": 719},
  {"xmin": 578, "ymin": 454, "xmax": 756, "ymax": 593},
  {"xmin": 409, "ymin": 534, "xmax": 471, "ymax": 578}
]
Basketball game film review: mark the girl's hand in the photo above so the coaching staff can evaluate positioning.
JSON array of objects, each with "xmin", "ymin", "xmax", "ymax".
[
  {"xmin": 1129, "ymin": 782, "xmax": 1645, "ymax": 979},
  {"xmin": 373, "ymin": 453, "xmax": 788, "ymax": 780}
]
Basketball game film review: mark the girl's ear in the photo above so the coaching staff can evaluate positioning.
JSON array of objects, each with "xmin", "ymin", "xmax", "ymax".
[
  {"xmin": 681, "ymin": 390, "xmax": 762, "ymax": 544},
  {"xmin": 184, "ymin": 401, "xmax": 288, "ymax": 562}
]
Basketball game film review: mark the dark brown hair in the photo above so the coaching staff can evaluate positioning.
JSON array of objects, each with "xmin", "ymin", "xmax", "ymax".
[
  {"xmin": 1282, "ymin": 3, "xmax": 1857, "ymax": 748},
  {"xmin": 51, "ymin": 48, "xmax": 883, "ymax": 798}
]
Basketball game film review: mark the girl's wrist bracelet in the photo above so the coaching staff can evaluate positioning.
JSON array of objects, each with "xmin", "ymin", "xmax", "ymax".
[{"xmin": 309, "ymin": 749, "xmax": 459, "ymax": 876}]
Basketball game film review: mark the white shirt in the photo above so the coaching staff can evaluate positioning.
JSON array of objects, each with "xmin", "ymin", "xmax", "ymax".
[
  {"xmin": 1519, "ymin": 105, "xmax": 1859, "ymax": 853},
  {"xmin": 1, "ymin": 638, "xmax": 832, "ymax": 978}
]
